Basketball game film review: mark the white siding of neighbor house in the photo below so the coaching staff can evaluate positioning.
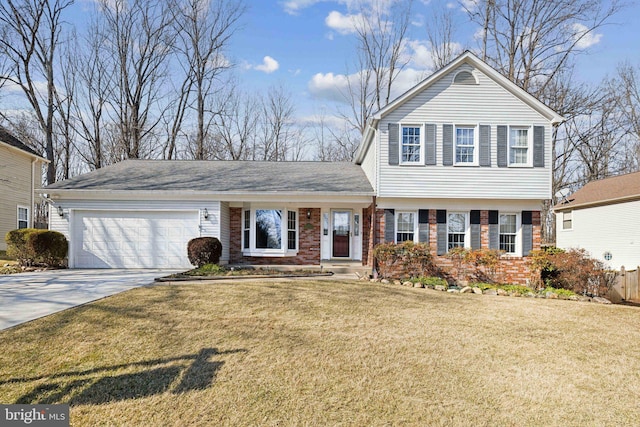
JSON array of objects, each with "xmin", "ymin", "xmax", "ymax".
[
  {"xmin": 0, "ymin": 146, "xmax": 36, "ymax": 250},
  {"xmin": 556, "ymin": 201, "xmax": 640, "ymax": 271},
  {"xmin": 377, "ymin": 63, "xmax": 552, "ymax": 200},
  {"xmin": 49, "ymin": 199, "xmax": 223, "ymax": 262}
]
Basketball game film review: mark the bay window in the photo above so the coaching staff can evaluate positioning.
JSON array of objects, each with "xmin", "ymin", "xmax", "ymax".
[{"xmin": 243, "ymin": 208, "xmax": 298, "ymax": 256}]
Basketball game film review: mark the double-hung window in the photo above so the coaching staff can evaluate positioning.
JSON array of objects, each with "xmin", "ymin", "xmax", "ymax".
[
  {"xmin": 455, "ymin": 126, "xmax": 476, "ymax": 165},
  {"xmin": 401, "ymin": 126, "xmax": 421, "ymax": 164},
  {"xmin": 17, "ymin": 206, "xmax": 29, "ymax": 229},
  {"xmin": 447, "ymin": 212, "xmax": 467, "ymax": 250},
  {"xmin": 244, "ymin": 208, "xmax": 297, "ymax": 256},
  {"xmin": 509, "ymin": 127, "xmax": 530, "ymax": 165},
  {"xmin": 499, "ymin": 213, "xmax": 517, "ymax": 254},
  {"xmin": 396, "ymin": 212, "xmax": 416, "ymax": 242},
  {"xmin": 562, "ymin": 211, "xmax": 572, "ymax": 230}
]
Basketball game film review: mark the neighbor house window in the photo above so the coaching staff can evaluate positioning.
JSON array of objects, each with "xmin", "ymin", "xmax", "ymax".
[
  {"xmin": 401, "ymin": 126, "xmax": 421, "ymax": 164},
  {"xmin": 287, "ymin": 210, "xmax": 297, "ymax": 250},
  {"xmin": 396, "ymin": 212, "xmax": 416, "ymax": 242},
  {"xmin": 562, "ymin": 211, "xmax": 572, "ymax": 230},
  {"xmin": 243, "ymin": 208, "xmax": 298, "ymax": 256},
  {"xmin": 455, "ymin": 126, "xmax": 476, "ymax": 164},
  {"xmin": 17, "ymin": 206, "xmax": 29, "ymax": 229},
  {"xmin": 509, "ymin": 127, "xmax": 530, "ymax": 165},
  {"xmin": 499, "ymin": 213, "xmax": 517, "ymax": 253},
  {"xmin": 448, "ymin": 212, "xmax": 467, "ymax": 250}
]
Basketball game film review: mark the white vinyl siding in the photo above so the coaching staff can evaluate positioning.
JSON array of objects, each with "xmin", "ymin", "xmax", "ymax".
[
  {"xmin": 377, "ymin": 63, "xmax": 552, "ymax": 199},
  {"xmin": 556, "ymin": 200, "xmax": 640, "ymax": 270}
]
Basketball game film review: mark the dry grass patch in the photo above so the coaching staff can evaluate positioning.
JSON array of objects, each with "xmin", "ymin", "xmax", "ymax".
[{"xmin": 1, "ymin": 279, "xmax": 639, "ymax": 426}]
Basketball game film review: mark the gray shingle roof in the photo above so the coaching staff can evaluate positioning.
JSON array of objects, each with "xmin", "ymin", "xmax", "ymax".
[
  {"xmin": 555, "ymin": 170, "xmax": 640, "ymax": 211},
  {"xmin": 0, "ymin": 126, "xmax": 42, "ymax": 158},
  {"xmin": 45, "ymin": 160, "xmax": 374, "ymax": 194}
]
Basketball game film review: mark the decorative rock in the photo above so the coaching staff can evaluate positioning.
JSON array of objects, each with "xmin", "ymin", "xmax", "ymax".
[
  {"xmin": 434, "ymin": 285, "xmax": 446, "ymax": 291},
  {"xmin": 414, "ymin": 282, "xmax": 424, "ymax": 288},
  {"xmin": 578, "ymin": 296, "xmax": 592, "ymax": 302},
  {"xmin": 497, "ymin": 289, "xmax": 508, "ymax": 296},
  {"xmin": 509, "ymin": 291, "xmax": 521, "ymax": 297},
  {"xmin": 568, "ymin": 295, "xmax": 579, "ymax": 301},
  {"xmin": 483, "ymin": 289, "xmax": 497, "ymax": 296},
  {"xmin": 472, "ymin": 287, "xmax": 483, "ymax": 295},
  {"xmin": 447, "ymin": 288, "xmax": 460, "ymax": 293},
  {"xmin": 546, "ymin": 292, "xmax": 558, "ymax": 299},
  {"xmin": 592, "ymin": 296, "xmax": 612, "ymax": 304},
  {"xmin": 370, "ymin": 278, "xmax": 380, "ymax": 283},
  {"xmin": 525, "ymin": 292, "xmax": 536, "ymax": 298},
  {"xmin": 460, "ymin": 286, "xmax": 473, "ymax": 294},
  {"xmin": 380, "ymin": 279, "xmax": 390, "ymax": 284},
  {"xmin": 403, "ymin": 281, "xmax": 413, "ymax": 287},
  {"xmin": 393, "ymin": 280, "xmax": 402, "ymax": 286}
]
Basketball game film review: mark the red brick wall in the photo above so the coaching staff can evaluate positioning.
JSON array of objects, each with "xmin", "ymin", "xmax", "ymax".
[
  {"xmin": 370, "ymin": 208, "xmax": 542, "ymax": 285},
  {"xmin": 229, "ymin": 207, "xmax": 321, "ymax": 265}
]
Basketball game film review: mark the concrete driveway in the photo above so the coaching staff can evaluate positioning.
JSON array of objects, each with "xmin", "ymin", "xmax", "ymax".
[{"xmin": 0, "ymin": 269, "xmax": 182, "ymax": 330}]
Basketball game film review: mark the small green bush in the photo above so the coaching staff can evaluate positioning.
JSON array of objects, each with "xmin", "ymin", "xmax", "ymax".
[
  {"xmin": 5, "ymin": 228, "xmax": 68, "ymax": 267},
  {"xmin": 196, "ymin": 263, "xmax": 226, "ymax": 274},
  {"xmin": 187, "ymin": 237, "xmax": 223, "ymax": 267},
  {"xmin": 411, "ymin": 276, "xmax": 448, "ymax": 288}
]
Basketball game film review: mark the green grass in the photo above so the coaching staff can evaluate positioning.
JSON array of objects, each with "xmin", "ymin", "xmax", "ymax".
[
  {"xmin": 170, "ymin": 263, "xmax": 325, "ymax": 278},
  {"xmin": 1, "ymin": 279, "xmax": 639, "ymax": 426}
]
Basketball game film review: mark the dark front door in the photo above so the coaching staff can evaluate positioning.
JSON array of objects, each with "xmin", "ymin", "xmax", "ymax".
[{"xmin": 332, "ymin": 211, "xmax": 351, "ymax": 258}]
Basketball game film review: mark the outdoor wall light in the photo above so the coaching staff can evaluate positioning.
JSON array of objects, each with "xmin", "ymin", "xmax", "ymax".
[
  {"xmin": 57, "ymin": 206, "xmax": 64, "ymax": 217},
  {"xmin": 306, "ymin": 209, "xmax": 312, "ymax": 219},
  {"xmin": 203, "ymin": 208, "xmax": 209, "ymax": 219}
]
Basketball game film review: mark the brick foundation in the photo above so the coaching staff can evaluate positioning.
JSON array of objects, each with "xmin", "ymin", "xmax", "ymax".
[
  {"xmin": 229, "ymin": 207, "xmax": 321, "ymax": 265},
  {"xmin": 371, "ymin": 208, "xmax": 542, "ymax": 285}
]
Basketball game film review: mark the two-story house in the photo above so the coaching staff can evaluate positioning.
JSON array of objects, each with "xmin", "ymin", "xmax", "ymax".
[
  {"xmin": 42, "ymin": 52, "xmax": 562, "ymax": 283},
  {"xmin": 0, "ymin": 126, "xmax": 48, "ymax": 251}
]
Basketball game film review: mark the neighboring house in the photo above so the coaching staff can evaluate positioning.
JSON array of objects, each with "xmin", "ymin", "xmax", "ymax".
[
  {"xmin": 41, "ymin": 51, "xmax": 563, "ymax": 283},
  {"xmin": 555, "ymin": 171, "xmax": 640, "ymax": 271},
  {"xmin": 0, "ymin": 127, "xmax": 48, "ymax": 251}
]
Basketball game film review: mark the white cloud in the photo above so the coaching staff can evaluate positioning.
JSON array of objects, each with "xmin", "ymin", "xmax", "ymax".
[
  {"xmin": 254, "ymin": 56, "xmax": 280, "ymax": 73},
  {"xmin": 281, "ymin": 0, "xmax": 324, "ymax": 15},
  {"xmin": 325, "ymin": 10, "xmax": 362, "ymax": 35},
  {"xmin": 573, "ymin": 23, "xmax": 602, "ymax": 49},
  {"xmin": 308, "ymin": 72, "xmax": 351, "ymax": 102}
]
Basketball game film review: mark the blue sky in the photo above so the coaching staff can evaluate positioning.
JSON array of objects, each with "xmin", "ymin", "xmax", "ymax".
[{"xmin": 227, "ymin": 0, "xmax": 640, "ymax": 121}]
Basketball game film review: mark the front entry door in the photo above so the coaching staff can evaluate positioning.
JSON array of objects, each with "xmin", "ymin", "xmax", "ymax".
[{"xmin": 332, "ymin": 211, "xmax": 351, "ymax": 258}]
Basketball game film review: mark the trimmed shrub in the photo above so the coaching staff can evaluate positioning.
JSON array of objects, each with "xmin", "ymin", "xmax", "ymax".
[
  {"xmin": 27, "ymin": 231, "xmax": 68, "ymax": 267},
  {"xmin": 373, "ymin": 241, "xmax": 434, "ymax": 279},
  {"xmin": 187, "ymin": 237, "xmax": 223, "ymax": 267},
  {"xmin": 5, "ymin": 228, "xmax": 68, "ymax": 267},
  {"xmin": 5, "ymin": 228, "xmax": 38, "ymax": 266}
]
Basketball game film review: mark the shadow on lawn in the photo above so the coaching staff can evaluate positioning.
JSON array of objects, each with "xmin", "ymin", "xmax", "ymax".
[{"xmin": 11, "ymin": 347, "xmax": 245, "ymax": 405}]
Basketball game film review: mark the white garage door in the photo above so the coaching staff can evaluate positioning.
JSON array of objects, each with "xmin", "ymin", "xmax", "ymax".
[{"xmin": 73, "ymin": 210, "xmax": 199, "ymax": 268}]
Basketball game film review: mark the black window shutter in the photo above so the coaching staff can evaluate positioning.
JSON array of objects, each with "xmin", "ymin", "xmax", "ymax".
[
  {"xmin": 442, "ymin": 124, "xmax": 453, "ymax": 166},
  {"xmin": 533, "ymin": 126, "xmax": 545, "ymax": 167},
  {"xmin": 488, "ymin": 210, "xmax": 499, "ymax": 250},
  {"xmin": 418, "ymin": 209, "xmax": 429, "ymax": 243},
  {"xmin": 497, "ymin": 125, "xmax": 507, "ymax": 167},
  {"xmin": 384, "ymin": 209, "xmax": 395, "ymax": 243},
  {"xmin": 479, "ymin": 125, "xmax": 491, "ymax": 167},
  {"xmin": 436, "ymin": 209, "xmax": 447, "ymax": 255},
  {"xmin": 425, "ymin": 123, "xmax": 436, "ymax": 165},
  {"xmin": 522, "ymin": 210, "xmax": 533, "ymax": 256},
  {"xmin": 388, "ymin": 123, "xmax": 399, "ymax": 165}
]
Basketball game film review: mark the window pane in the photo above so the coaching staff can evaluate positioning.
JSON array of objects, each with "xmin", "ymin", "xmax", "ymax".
[
  {"xmin": 287, "ymin": 211, "xmax": 296, "ymax": 250},
  {"xmin": 396, "ymin": 212, "xmax": 414, "ymax": 242},
  {"xmin": 243, "ymin": 210, "xmax": 250, "ymax": 248},
  {"xmin": 562, "ymin": 211, "xmax": 572, "ymax": 230},
  {"xmin": 499, "ymin": 214, "xmax": 517, "ymax": 253},
  {"xmin": 401, "ymin": 126, "xmax": 421, "ymax": 163},
  {"xmin": 499, "ymin": 214, "xmax": 516, "ymax": 233},
  {"xmin": 510, "ymin": 128, "xmax": 528, "ymax": 164},
  {"xmin": 18, "ymin": 207, "xmax": 28, "ymax": 229},
  {"xmin": 255, "ymin": 209, "xmax": 282, "ymax": 249},
  {"xmin": 447, "ymin": 213, "xmax": 466, "ymax": 250},
  {"xmin": 456, "ymin": 127, "xmax": 474, "ymax": 163}
]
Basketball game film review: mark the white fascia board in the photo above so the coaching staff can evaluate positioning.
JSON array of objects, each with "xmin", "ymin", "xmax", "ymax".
[
  {"xmin": 553, "ymin": 194, "xmax": 640, "ymax": 212},
  {"xmin": 372, "ymin": 51, "xmax": 565, "ymax": 125},
  {"xmin": 0, "ymin": 140, "xmax": 50, "ymax": 163},
  {"xmin": 354, "ymin": 119, "xmax": 379, "ymax": 164},
  {"xmin": 38, "ymin": 189, "xmax": 374, "ymax": 204}
]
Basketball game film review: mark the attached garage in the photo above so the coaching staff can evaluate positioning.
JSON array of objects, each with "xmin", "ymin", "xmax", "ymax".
[{"xmin": 72, "ymin": 210, "xmax": 199, "ymax": 269}]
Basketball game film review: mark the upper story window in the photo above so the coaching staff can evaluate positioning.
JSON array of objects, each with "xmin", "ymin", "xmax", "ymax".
[
  {"xmin": 17, "ymin": 206, "xmax": 29, "ymax": 229},
  {"xmin": 499, "ymin": 213, "xmax": 517, "ymax": 253},
  {"xmin": 448, "ymin": 212, "xmax": 467, "ymax": 250},
  {"xmin": 510, "ymin": 127, "xmax": 531, "ymax": 165},
  {"xmin": 562, "ymin": 211, "xmax": 572, "ymax": 230},
  {"xmin": 455, "ymin": 126, "xmax": 476, "ymax": 165},
  {"xmin": 396, "ymin": 212, "xmax": 416, "ymax": 242},
  {"xmin": 401, "ymin": 125, "xmax": 421, "ymax": 164}
]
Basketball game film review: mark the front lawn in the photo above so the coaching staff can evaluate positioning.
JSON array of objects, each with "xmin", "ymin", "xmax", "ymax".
[{"xmin": 1, "ymin": 279, "xmax": 639, "ymax": 425}]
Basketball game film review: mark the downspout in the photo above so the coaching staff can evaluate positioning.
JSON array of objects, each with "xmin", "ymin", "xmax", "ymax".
[
  {"xmin": 31, "ymin": 159, "xmax": 36, "ymax": 228},
  {"xmin": 371, "ymin": 195, "xmax": 377, "ymax": 278}
]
